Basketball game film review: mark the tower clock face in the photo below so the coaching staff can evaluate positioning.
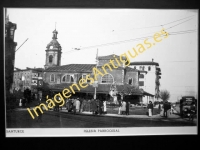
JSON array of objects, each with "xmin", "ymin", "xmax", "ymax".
[{"xmin": 50, "ymin": 46, "xmax": 53, "ymax": 49}]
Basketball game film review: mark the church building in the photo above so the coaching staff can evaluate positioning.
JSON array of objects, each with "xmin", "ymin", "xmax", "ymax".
[{"xmin": 42, "ymin": 29, "xmax": 154, "ymax": 104}]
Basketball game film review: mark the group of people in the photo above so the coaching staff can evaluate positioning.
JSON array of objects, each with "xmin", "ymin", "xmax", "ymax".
[
  {"xmin": 18, "ymin": 88, "xmax": 43, "ymax": 108},
  {"xmin": 65, "ymin": 97, "xmax": 107, "ymax": 115},
  {"xmin": 147, "ymin": 101, "xmax": 172, "ymax": 117},
  {"xmin": 118, "ymin": 100, "xmax": 130, "ymax": 115},
  {"xmin": 156, "ymin": 101, "xmax": 174, "ymax": 118}
]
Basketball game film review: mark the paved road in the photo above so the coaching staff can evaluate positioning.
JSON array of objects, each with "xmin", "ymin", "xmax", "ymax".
[{"xmin": 6, "ymin": 109, "xmax": 197, "ymax": 128}]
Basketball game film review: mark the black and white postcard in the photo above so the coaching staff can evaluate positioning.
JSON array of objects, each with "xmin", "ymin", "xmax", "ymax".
[{"xmin": 5, "ymin": 8, "xmax": 198, "ymax": 137}]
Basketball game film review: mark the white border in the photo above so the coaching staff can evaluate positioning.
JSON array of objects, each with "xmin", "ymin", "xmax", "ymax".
[{"xmin": 6, "ymin": 127, "xmax": 197, "ymax": 137}]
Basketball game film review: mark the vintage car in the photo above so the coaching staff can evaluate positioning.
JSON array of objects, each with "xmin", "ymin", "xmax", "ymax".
[{"xmin": 180, "ymin": 96, "xmax": 197, "ymax": 118}]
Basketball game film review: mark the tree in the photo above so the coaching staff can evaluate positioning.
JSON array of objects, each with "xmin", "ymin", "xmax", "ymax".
[{"xmin": 159, "ymin": 90, "xmax": 170, "ymax": 102}]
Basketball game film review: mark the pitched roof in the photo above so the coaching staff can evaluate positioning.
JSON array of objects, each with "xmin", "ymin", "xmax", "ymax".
[
  {"xmin": 45, "ymin": 64, "xmax": 96, "ymax": 72},
  {"xmin": 14, "ymin": 67, "xmax": 44, "ymax": 72},
  {"xmin": 130, "ymin": 61, "xmax": 159, "ymax": 66}
]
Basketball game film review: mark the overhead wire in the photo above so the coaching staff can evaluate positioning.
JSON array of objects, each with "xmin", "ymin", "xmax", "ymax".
[
  {"xmin": 62, "ymin": 15, "xmax": 196, "ymax": 53},
  {"xmin": 80, "ymin": 18, "xmax": 196, "ymax": 49},
  {"xmin": 78, "ymin": 29, "xmax": 196, "ymax": 50},
  {"xmin": 108, "ymin": 15, "xmax": 195, "ymax": 33},
  {"xmin": 62, "ymin": 29, "xmax": 196, "ymax": 54}
]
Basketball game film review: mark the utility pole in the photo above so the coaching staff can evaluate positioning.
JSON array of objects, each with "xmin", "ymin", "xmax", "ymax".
[{"xmin": 93, "ymin": 49, "xmax": 98, "ymax": 100}]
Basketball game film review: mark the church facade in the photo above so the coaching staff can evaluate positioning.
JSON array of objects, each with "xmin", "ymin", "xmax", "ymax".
[{"xmin": 42, "ymin": 29, "xmax": 154, "ymax": 104}]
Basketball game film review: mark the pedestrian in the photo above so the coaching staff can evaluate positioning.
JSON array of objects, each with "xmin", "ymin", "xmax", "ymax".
[
  {"xmin": 87, "ymin": 99, "xmax": 91, "ymax": 112},
  {"xmin": 118, "ymin": 100, "xmax": 122, "ymax": 115},
  {"xmin": 125, "ymin": 101, "xmax": 130, "ymax": 115},
  {"xmin": 91, "ymin": 99, "xmax": 97, "ymax": 115},
  {"xmin": 27, "ymin": 88, "xmax": 31, "ymax": 103},
  {"xmin": 68, "ymin": 99, "xmax": 73, "ymax": 112},
  {"xmin": 96, "ymin": 99, "xmax": 100, "ymax": 114},
  {"xmin": 99, "ymin": 100, "xmax": 103, "ymax": 115},
  {"xmin": 81, "ymin": 99, "xmax": 86, "ymax": 112},
  {"xmin": 158, "ymin": 102, "xmax": 161, "ymax": 114},
  {"xmin": 19, "ymin": 99, "xmax": 22, "ymax": 107},
  {"xmin": 163, "ymin": 101, "xmax": 169, "ymax": 118},
  {"xmin": 72, "ymin": 98, "xmax": 76, "ymax": 114},
  {"xmin": 121, "ymin": 100, "xmax": 126, "ymax": 115},
  {"xmin": 103, "ymin": 100, "xmax": 107, "ymax": 114},
  {"xmin": 38, "ymin": 91, "xmax": 42, "ymax": 102},
  {"xmin": 76, "ymin": 98, "xmax": 80, "ymax": 113},
  {"xmin": 22, "ymin": 97, "xmax": 26, "ymax": 108},
  {"xmin": 147, "ymin": 101, "xmax": 153, "ymax": 117}
]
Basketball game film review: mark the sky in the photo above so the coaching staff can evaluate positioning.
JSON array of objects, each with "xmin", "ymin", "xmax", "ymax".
[{"xmin": 6, "ymin": 8, "xmax": 198, "ymax": 102}]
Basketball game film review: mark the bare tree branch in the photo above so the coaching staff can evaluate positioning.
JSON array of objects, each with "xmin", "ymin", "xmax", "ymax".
[{"xmin": 159, "ymin": 90, "xmax": 170, "ymax": 102}]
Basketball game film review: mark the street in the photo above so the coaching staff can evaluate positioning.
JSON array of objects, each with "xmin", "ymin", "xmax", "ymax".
[{"xmin": 6, "ymin": 109, "xmax": 197, "ymax": 128}]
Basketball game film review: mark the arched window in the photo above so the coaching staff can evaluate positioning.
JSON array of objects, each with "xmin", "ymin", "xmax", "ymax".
[
  {"xmin": 50, "ymin": 74, "xmax": 55, "ymax": 82},
  {"xmin": 49, "ymin": 55, "xmax": 53, "ymax": 63},
  {"xmin": 62, "ymin": 74, "xmax": 74, "ymax": 83},
  {"xmin": 101, "ymin": 74, "xmax": 114, "ymax": 83},
  {"xmin": 139, "ymin": 74, "xmax": 144, "ymax": 78}
]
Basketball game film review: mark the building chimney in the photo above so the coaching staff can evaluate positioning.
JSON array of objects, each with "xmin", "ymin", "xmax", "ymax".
[{"xmin": 152, "ymin": 58, "xmax": 154, "ymax": 62}]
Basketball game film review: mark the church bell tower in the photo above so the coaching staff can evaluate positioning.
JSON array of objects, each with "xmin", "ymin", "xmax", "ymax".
[{"xmin": 44, "ymin": 29, "xmax": 62, "ymax": 69}]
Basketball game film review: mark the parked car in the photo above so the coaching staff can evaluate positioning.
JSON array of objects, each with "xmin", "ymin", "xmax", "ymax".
[{"xmin": 180, "ymin": 96, "xmax": 197, "ymax": 118}]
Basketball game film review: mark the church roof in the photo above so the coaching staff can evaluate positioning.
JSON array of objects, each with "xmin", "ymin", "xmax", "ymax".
[
  {"xmin": 46, "ymin": 39, "xmax": 61, "ymax": 49},
  {"xmin": 45, "ymin": 64, "xmax": 96, "ymax": 72}
]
